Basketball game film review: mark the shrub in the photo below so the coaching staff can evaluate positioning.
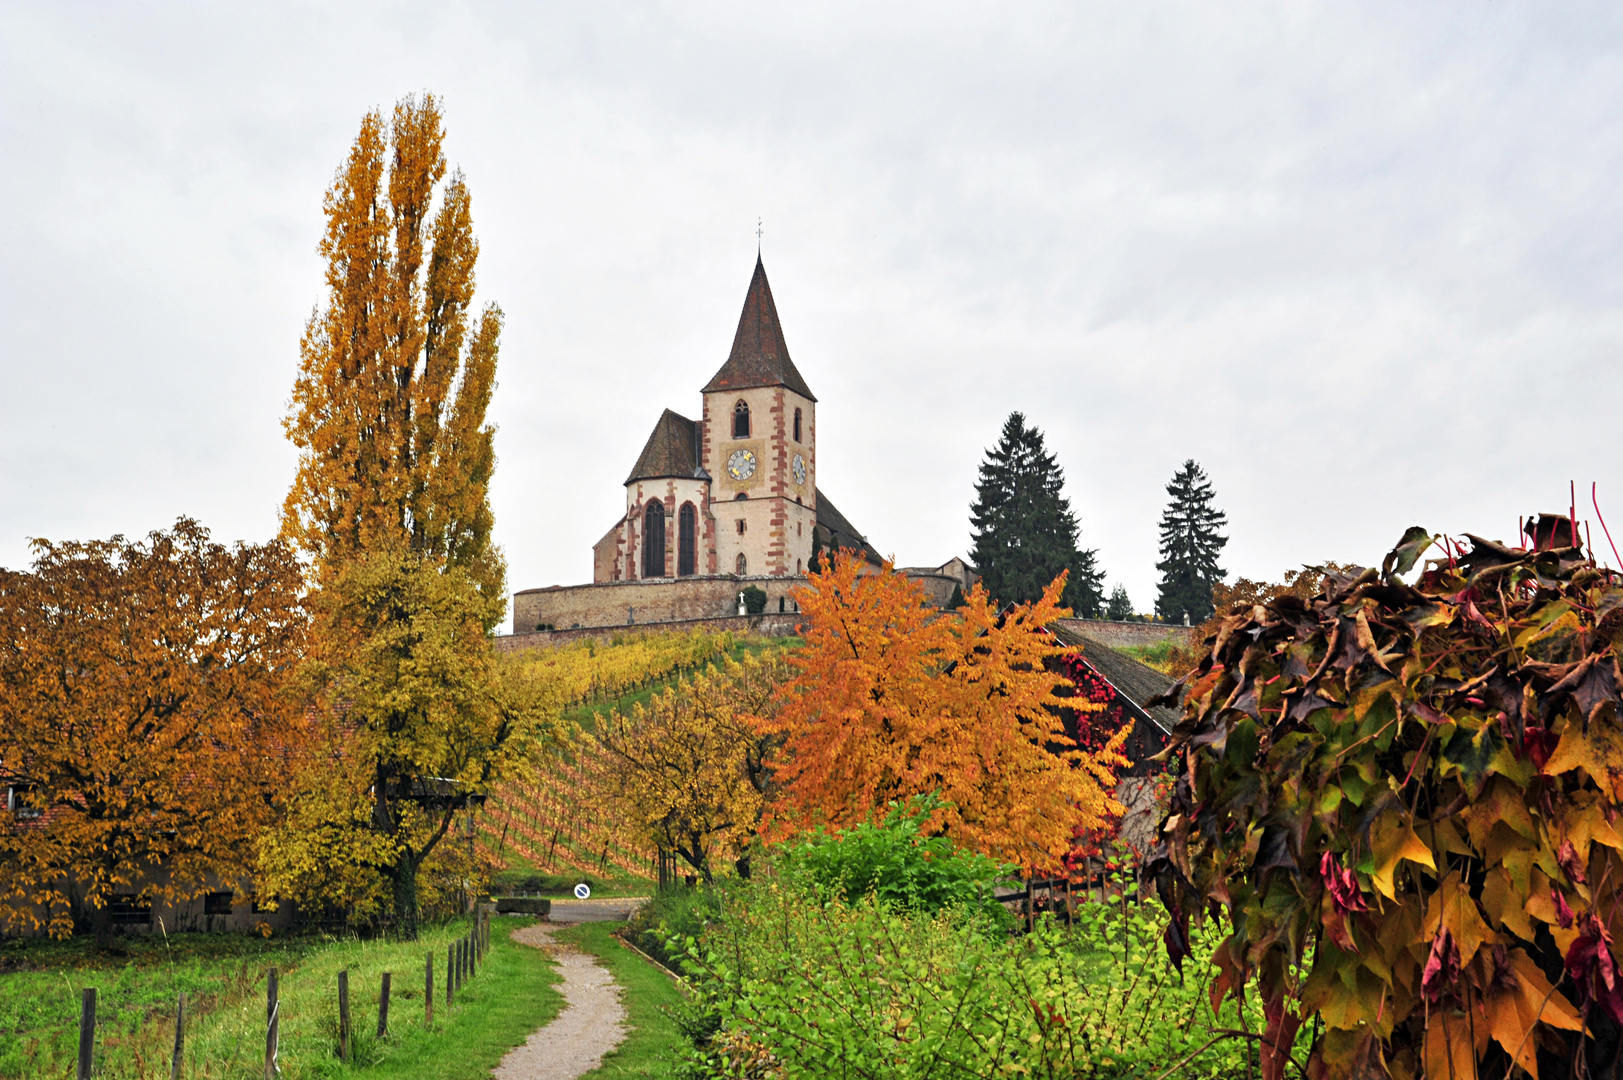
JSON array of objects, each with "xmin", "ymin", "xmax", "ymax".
[
  {"xmin": 1145, "ymin": 524, "xmax": 1623, "ymax": 1079},
  {"xmin": 774, "ymin": 794, "xmax": 1013, "ymax": 925},
  {"xmin": 740, "ymin": 586, "xmax": 767, "ymax": 615},
  {"xmin": 669, "ymin": 880, "xmax": 1300, "ymax": 1079}
]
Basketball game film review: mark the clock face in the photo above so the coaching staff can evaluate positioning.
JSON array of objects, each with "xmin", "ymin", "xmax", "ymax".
[
  {"xmin": 727, "ymin": 448, "xmax": 757, "ymax": 481},
  {"xmin": 792, "ymin": 454, "xmax": 807, "ymax": 485}
]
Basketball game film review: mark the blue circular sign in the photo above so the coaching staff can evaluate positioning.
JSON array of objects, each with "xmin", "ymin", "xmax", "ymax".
[{"xmin": 574, "ymin": 883, "xmax": 591, "ymax": 900}]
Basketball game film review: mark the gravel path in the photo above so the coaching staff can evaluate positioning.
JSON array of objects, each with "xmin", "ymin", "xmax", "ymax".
[{"xmin": 492, "ymin": 921, "xmax": 628, "ymax": 1080}]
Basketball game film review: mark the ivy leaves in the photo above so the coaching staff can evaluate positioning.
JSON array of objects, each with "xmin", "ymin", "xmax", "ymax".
[{"xmin": 1145, "ymin": 525, "xmax": 1623, "ymax": 1079}]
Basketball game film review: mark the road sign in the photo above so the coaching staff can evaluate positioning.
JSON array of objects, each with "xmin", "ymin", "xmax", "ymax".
[{"xmin": 574, "ymin": 883, "xmax": 591, "ymax": 900}]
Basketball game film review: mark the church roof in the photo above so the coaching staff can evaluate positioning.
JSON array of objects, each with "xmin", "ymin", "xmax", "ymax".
[
  {"xmin": 814, "ymin": 487, "xmax": 884, "ymax": 565},
  {"xmin": 626, "ymin": 409, "xmax": 700, "ymax": 485},
  {"xmin": 703, "ymin": 257, "xmax": 817, "ymax": 402}
]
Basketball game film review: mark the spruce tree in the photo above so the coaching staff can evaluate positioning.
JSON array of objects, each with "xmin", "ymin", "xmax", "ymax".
[
  {"xmin": 1154, "ymin": 459, "xmax": 1229, "ymax": 624},
  {"xmin": 1106, "ymin": 584, "xmax": 1134, "ymax": 622},
  {"xmin": 969, "ymin": 412, "xmax": 1104, "ymax": 617}
]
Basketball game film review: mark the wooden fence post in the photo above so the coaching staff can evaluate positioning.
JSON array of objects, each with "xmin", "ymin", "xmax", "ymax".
[
  {"xmin": 446, "ymin": 944, "xmax": 455, "ymax": 1007},
  {"xmin": 425, "ymin": 952, "xmax": 434, "ymax": 1026},
  {"xmin": 1025, "ymin": 877, "xmax": 1034, "ymax": 933},
  {"xmin": 76, "ymin": 987, "xmax": 95, "ymax": 1080},
  {"xmin": 337, "ymin": 969, "xmax": 350, "ymax": 1063},
  {"xmin": 171, "ymin": 992, "xmax": 185, "ymax": 1080},
  {"xmin": 265, "ymin": 969, "xmax": 279, "ymax": 1080},
  {"xmin": 377, "ymin": 972, "xmax": 391, "ymax": 1039}
]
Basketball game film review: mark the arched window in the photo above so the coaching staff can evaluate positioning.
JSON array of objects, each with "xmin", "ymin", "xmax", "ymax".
[
  {"xmin": 678, "ymin": 503, "xmax": 697, "ymax": 577},
  {"xmin": 793, "ymin": 408, "xmax": 802, "ymax": 443},
  {"xmin": 642, "ymin": 501, "xmax": 666, "ymax": 578},
  {"xmin": 733, "ymin": 400, "xmax": 750, "ymax": 438},
  {"xmin": 736, "ymin": 553, "xmax": 748, "ymax": 575},
  {"xmin": 735, "ymin": 492, "xmax": 747, "ymax": 500},
  {"xmin": 796, "ymin": 558, "xmax": 803, "ymax": 575}
]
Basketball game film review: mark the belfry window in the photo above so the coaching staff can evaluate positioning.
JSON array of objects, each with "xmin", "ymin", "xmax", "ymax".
[
  {"xmin": 678, "ymin": 503, "xmax": 697, "ymax": 577},
  {"xmin": 733, "ymin": 400, "xmax": 750, "ymax": 438},
  {"xmin": 793, "ymin": 408, "xmax": 802, "ymax": 443},
  {"xmin": 642, "ymin": 501, "xmax": 666, "ymax": 578}
]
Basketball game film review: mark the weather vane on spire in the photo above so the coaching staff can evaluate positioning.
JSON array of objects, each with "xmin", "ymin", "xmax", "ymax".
[{"xmin": 756, "ymin": 217, "xmax": 763, "ymax": 252}]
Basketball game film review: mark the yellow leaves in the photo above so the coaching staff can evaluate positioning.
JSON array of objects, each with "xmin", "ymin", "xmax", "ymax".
[
  {"xmin": 1543, "ymin": 719, "xmax": 1623, "ymax": 802},
  {"xmin": 1460, "ymin": 776, "xmax": 1538, "ymax": 850},
  {"xmin": 1424, "ymin": 872, "xmax": 1498, "ymax": 966},
  {"xmin": 1483, "ymin": 948, "xmax": 1584, "ymax": 1080},
  {"xmin": 1422, "ymin": 1012, "xmax": 1480, "ymax": 1080},
  {"xmin": 1481, "ymin": 867, "xmax": 1537, "ymax": 940},
  {"xmin": 1371, "ymin": 812, "xmax": 1436, "ymax": 900}
]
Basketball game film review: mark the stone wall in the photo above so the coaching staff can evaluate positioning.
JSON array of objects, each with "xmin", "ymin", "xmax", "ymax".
[
  {"xmin": 1052, "ymin": 618, "xmax": 1195, "ymax": 650},
  {"xmin": 513, "ymin": 575, "xmax": 811, "ymax": 634},
  {"xmin": 497, "ymin": 611, "xmax": 804, "ymax": 653}
]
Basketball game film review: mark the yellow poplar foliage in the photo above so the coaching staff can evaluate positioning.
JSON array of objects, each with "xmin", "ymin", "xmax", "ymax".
[
  {"xmin": 282, "ymin": 92, "xmax": 504, "ymax": 612},
  {"xmin": 258, "ymin": 546, "xmax": 548, "ymax": 937},
  {"xmin": 580, "ymin": 651, "xmax": 791, "ymax": 881},
  {"xmin": 0, "ymin": 520, "xmax": 306, "ymax": 941},
  {"xmin": 762, "ymin": 551, "xmax": 1126, "ymax": 871}
]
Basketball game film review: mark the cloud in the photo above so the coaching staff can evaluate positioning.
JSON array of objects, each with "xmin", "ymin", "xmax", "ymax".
[{"xmin": 3, "ymin": 1, "xmax": 1620, "ymax": 622}]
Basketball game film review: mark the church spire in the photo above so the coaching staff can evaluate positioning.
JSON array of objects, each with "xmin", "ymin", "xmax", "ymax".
[{"xmin": 702, "ymin": 256, "xmax": 817, "ymax": 401}]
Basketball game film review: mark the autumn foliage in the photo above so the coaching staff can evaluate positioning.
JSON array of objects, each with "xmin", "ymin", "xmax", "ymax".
[
  {"xmin": 0, "ymin": 520, "xmax": 306, "ymax": 942},
  {"xmin": 1147, "ymin": 525, "xmax": 1623, "ymax": 1079},
  {"xmin": 762, "ymin": 550, "xmax": 1126, "ymax": 872}
]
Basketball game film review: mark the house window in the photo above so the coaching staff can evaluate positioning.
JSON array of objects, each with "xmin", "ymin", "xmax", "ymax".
[
  {"xmin": 108, "ymin": 895, "xmax": 153, "ymax": 925},
  {"xmin": 736, "ymin": 519, "xmax": 746, "ymax": 535},
  {"xmin": 5, "ymin": 786, "xmax": 41, "ymax": 820},
  {"xmin": 204, "ymin": 892, "xmax": 235, "ymax": 915},
  {"xmin": 733, "ymin": 400, "xmax": 750, "ymax": 438},
  {"xmin": 736, "ymin": 554, "xmax": 748, "ymax": 575},
  {"xmin": 643, "ymin": 502, "xmax": 666, "ymax": 578},
  {"xmin": 793, "ymin": 408, "xmax": 802, "ymax": 443},
  {"xmin": 678, "ymin": 503, "xmax": 697, "ymax": 577}
]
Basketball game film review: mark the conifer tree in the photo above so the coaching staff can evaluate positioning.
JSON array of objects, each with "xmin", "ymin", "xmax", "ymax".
[
  {"xmin": 969, "ymin": 412, "xmax": 1104, "ymax": 617},
  {"xmin": 1153, "ymin": 459, "xmax": 1229, "ymax": 624},
  {"xmin": 1106, "ymin": 584, "xmax": 1134, "ymax": 621},
  {"xmin": 276, "ymin": 94, "xmax": 539, "ymax": 939}
]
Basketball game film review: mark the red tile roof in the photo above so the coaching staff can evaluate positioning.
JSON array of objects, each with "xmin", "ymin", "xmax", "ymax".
[{"xmin": 703, "ymin": 256, "xmax": 817, "ymax": 401}]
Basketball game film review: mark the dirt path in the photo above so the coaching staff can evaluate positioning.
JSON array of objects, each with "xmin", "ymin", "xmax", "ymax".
[{"xmin": 492, "ymin": 921, "xmax": 628, "ymax": 1080}]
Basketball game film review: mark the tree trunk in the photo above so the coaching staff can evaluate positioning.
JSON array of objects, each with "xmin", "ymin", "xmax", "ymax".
[
  {"xmin": 91, "ymin": 900, "xmax": 116, "ymax": 952},
  {"xmin": 391, "ymin": 853, "xmax": 420, "ymax": 941}
]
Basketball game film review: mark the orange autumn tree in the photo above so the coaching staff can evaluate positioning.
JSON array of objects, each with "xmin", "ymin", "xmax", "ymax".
[
  {"xmin": 0, "ymin": 520, "xmax": 306, "ymax": 946},
  {"xmin": 760, "ymin": 550, "xmax": 1127, "ymax": 871}
]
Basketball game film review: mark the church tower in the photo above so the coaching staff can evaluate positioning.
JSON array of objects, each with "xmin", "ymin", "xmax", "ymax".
[{"xmin": 700, "ymin": 257, "xmax": 817, "ymax": 579}]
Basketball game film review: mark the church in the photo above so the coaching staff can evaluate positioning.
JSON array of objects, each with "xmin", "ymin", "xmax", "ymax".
[{"xmin": 511, "ymin": 257, "xmax": 971, "ymax": 635}]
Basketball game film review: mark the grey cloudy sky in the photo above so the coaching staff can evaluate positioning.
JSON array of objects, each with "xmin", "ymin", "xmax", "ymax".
[{"xmin": 4, "ymin": 2, "xmax": 1621, "ymax": 627}]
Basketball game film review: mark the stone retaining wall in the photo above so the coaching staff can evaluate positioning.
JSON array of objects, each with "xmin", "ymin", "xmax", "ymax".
[
  {"xmin": 496, "ymin": 611, "xmax": 804, "ymax": 653},
  {"xmin": 1052, "ymin": 619, "xmax": 1195, "ymax": 650}
]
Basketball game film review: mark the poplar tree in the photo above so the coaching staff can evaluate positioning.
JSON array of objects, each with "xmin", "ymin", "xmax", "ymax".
[
  {"xmin": 969, "ymin": 412, "xmax": 1104, "ymax": 617},
  {"xmin": 277, "ymin": 94, "xmax": 537, "ymax": 939},
  {"xmin": 1153, "ymin": 459, "xmax": 1229, "ymax": 624}
]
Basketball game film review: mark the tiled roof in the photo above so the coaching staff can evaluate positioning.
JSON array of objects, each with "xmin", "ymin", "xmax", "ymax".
[
  {"xmin": 626, "ymin": 410, "xmax": 700, "ymax": 485},
  {"xmin": 702, "ymin": 257, "xmax": 817, "ymax": 402},
  {"xmin": 814, "ymin": 488, "xmax": 884, "ymax": 564}
]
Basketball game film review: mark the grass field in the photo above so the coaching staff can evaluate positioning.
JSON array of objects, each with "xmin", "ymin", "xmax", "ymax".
[
  {"xmin": 552, "ymin": 921, "xmax": 684, "ymax": 1079},
  {"xmin": 0, "ymin": 916, "xmax": 563, "ymax": 1079}
]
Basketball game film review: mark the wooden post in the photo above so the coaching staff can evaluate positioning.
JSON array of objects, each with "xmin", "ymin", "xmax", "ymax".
[
  {"xmin": 171, "ymin": 992, "xmax": 185, "ymax": 1080},
  {"xmin": 377, "ymin": 972, "xmax": 391, "ymax": 1039},
  {"xmin": 1025, "ymin": 877, "xmax": 1034, "ymax": 933},
  {"xmin": 76, "ymin": 987, "xmax": 95, "ymax": 1080},
  {"xmin": 446, "ymin": 945, "xmax": 455, "ymax": 1007},
  {"xmin": 265, "ymin": 969, "xmax": 279, "ymax": 1080},
  {"xmin": 337, "ymin": 969, "xmax": 350, "ymax": 1063},
  {"xmin": 425, "ymin": 952, "xmax": 433, "ymax": 1026},
  {"xmin": 1064, "ymin": 876, "xmax": 1073, "ymax": 928}
]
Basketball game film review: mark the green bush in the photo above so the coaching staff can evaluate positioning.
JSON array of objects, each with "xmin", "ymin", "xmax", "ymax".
[
  {"xmin": 740, "ymin": 586, "xmax": 767, "ymax": 615},
  {"xmin": 625, "ymin": 884, "xmax": 726, "ymax": 971},
  {"xmin": 668, "ymin": 880, "xmax": 1310, "ymax": 1079},
  {"xmin": 774, "ymin": 795, "xmax": 1013, "ymax": 925}
]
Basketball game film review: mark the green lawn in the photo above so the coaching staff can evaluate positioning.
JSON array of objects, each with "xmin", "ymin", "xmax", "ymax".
[
  {"xmin": 552, "ymin": 921, "xmax": 685, "ymax": 1079},
  {"xmin": 0, "ymin": 917, "xmax": 563, "ymax": 1079}
]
